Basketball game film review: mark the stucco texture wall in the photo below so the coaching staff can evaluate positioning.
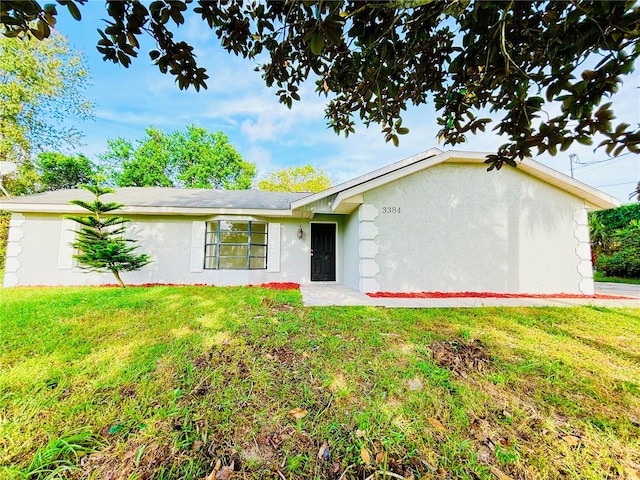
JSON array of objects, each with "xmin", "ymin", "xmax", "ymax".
[
  {"xmin": 363, "ymin": 163, "xmax": 590, "ymax": 294},
  {"xmin": 6, "ymin": 214, "xmax": 311, "ymax": 287}
]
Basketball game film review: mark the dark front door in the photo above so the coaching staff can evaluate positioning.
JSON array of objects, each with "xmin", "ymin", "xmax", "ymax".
[{"xmin": 311, "ymin": 223, "xmax": 336, "ymax": 281}]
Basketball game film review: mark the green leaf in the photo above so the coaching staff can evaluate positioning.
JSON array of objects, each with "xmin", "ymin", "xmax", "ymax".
[
  {"xmin": 66, "ymin": 1, "xmax": 82, "ymax": 21},
  {"xmin": 310, "ymin": 32, "xmax": 324, "ymax": 55}
]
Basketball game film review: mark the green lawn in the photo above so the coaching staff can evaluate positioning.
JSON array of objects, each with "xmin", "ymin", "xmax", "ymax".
[
  {"xmin": 594, "ymin": 271, "xmax": 640, "ymax": 285},
  {"xmin": 1, "ymin": 286, "xmax": 639, "ymax": 480}
]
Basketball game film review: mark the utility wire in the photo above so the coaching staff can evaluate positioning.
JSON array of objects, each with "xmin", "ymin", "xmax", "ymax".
[
  {"xmin": 595, "ymin": 181, "xmax": 637, "ymax": 188},
  {"xmin": 575, "ymin": 152, "xmax": 633, "ymax": 168},
  {"xmin": 576, "ymin": 153, "xmax": 636, "ymax": 174}
]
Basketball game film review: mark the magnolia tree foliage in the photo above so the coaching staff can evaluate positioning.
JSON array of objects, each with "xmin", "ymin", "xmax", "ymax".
[
  {"xmin": 2, "ymin": 1, "xmax": 639, "ymax": 170},
  {"xmin": 258, "ymin": 165, "xmax": 332, "ymax": 193},
  {"xmin": 66, "ymin": 184, "xmax": 151, "ymax": 288},
  {"xmin": 0, "ymin": 29, "xmax": 93, "ymax": 164},
  {"xmin": 100, "ymin": 125, "xmax": 256, "ymax": 189}
]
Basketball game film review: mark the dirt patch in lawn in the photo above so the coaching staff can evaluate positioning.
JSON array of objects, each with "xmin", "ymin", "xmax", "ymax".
[{"xmin": 429, "ymin": 339, "xmax": 492, "ymax": 377}]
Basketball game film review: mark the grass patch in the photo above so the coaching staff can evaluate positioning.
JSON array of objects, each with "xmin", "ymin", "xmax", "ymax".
[
  {"xmin": 594, "ymin": 271, "xmax": 640, "ymax": 284},
  {"xmin": 1, "ymin": 287, "xmax": 639, "ymax": 479}
]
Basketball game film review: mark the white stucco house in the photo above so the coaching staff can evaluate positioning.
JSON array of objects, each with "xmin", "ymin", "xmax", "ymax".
[{"xmin": 1, "ymin": 148, "xmax": 619, "ymax": 294}]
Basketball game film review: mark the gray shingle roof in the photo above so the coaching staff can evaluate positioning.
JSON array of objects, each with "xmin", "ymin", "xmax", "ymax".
[{"xmin": 3, "ymin": 187, "xmax": 312, "ymax": 210}]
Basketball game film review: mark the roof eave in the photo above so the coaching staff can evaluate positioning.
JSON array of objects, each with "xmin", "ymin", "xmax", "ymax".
[
  {"xmin": 328, "ymin": 151, "xmax": 620, "ymax": 213},
  {"xmin": 291, "ymin": 147, "xmax": 445, "ymax": 210},
  {"xmin": 0, "ymin": 203, "xmax": 297, "ymax": 217},
  {"xmin": 518, "ymin": 159, "xmax": 620, "ymax": 210}
]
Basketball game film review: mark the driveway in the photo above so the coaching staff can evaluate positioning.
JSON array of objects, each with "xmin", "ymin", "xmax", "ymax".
[
  {"xmin": 595, "ymin": 282, "xmax": 640, "ymax": 299},
  {"xmin": 300, "ymin": 283, "xmax": 640, "ymax": 307}
]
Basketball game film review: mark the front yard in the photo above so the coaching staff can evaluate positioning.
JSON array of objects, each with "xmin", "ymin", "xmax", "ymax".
[{"xmin": 1, "ymin": 286, "xmax": 639, "ymax": 479}]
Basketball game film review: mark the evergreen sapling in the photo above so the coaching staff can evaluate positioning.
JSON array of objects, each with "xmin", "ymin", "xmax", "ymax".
[{"xmin": 66, "ymin": 184, "xmax": 151, "ymax": 287}]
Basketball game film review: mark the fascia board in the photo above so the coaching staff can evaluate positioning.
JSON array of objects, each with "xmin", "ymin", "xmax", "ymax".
[
  {"xmin": 330, "ymin": 150, "xmax": 460, "ymax": 211},
  {"xmin": 328, "ymin": 150, "xmax": 619, "ymax": 212},
  {"xmin": 0, "ymin": 203, "xmax": 296, "ymax": 217},
  {"xmin": 518, "ymin": 158, "xmax": 620, "ymax": 210}
]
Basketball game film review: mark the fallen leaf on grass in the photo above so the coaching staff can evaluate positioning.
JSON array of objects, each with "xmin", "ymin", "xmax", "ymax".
[
  {"xmin": 426, "ymin": 418, "xmax": 446, "ymax": 432},
  {"xmin": 490, "ymin": 466, "xmax": 513, "ymax": 480},
  {"xmin": 215, "ymin": 464, "xmax": 234, "ymax": 480},
  {"xmin": 289, "ymin": 408, "xmax": 308, "ymax": 420},
  {"xmin": 355, "ymin": 429, "xmax": 366, "ymax": 438},
  {"xmin": 318, "ymin": 442, "xmax": 330, "ymax": 461},
  {"xmin": 361, "ymin": 446, "xmax": 372, "ymax": 464},
  {"xmin": 375, "ymin": 451, "xmax": 386, "ymax": 464},
  {"xmin": 202, "ymin": 460, "xmax": 224, "ymax": 480},
  {"xmin": 561, "ymin": 435, "xmax": 581, "ymax": 447}
]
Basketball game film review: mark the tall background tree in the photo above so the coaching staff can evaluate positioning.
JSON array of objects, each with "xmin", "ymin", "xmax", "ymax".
[
  {"xmin": 2, "ymin": 1, "xmax": 638, "ymax": 169},
  {"xmin": 259, "ymin": 165, "xmax": 332, "ymax": 193},
  {"xmin": 0, "ymin": 25, "xmax": 94, "ymax": 275},
  {"xmin": 0, "ymin": 30, "xmax": 93, "ymax": 165},
  {"xmin": 100, "ymin": 125, "xmax": 256, "ymax": 189},
  {"xmin": 100, "ymin": 126, "xmax": 173, "ymax": 188}
]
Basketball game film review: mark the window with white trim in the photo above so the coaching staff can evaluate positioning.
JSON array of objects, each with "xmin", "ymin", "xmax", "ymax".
[{"xmin": 204, "ymin": 221, "xmax": 268, "ymax": 270}]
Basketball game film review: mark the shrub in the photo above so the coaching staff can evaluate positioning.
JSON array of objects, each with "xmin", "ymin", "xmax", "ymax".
[
  {"xmin": 589, "ymin": 203, "xmax": 640, "ymax": 258},
  {"xmin": 595, "ymin": 220, "xmax": 640, "ymax": 278}
]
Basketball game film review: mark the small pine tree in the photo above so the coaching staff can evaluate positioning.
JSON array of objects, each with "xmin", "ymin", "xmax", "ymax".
[{"xmin": 66, "ymin": 184, "xmax": 151, "ymax": 287}]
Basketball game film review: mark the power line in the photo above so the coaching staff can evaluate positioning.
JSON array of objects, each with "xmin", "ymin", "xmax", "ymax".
[
  {"xmin": 595, "ymin": 181, "xmax": 637, "ymax": 188},
  {"xmin": 576, "ymin": 153, "xmax": 636, "ymax": 174},
  {"xmin": 575, "ymin": 152, "xmax": 634, "ymax": 168}
]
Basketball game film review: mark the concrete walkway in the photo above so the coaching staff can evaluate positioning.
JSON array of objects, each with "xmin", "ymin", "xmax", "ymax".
[{"xmin": 300, "ymin": 282, "xmax": 640, "ymax": 308}]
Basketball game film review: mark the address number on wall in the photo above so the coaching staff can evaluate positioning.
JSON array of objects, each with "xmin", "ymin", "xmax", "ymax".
[{"xmin": 381, "ymin": 206, "xmax": 401, "ymax": 214}]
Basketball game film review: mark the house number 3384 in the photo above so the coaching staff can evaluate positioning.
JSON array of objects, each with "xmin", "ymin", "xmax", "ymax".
[{"xmin": 381, "ymin": 206, "xmax": 401, "ymax": 214}]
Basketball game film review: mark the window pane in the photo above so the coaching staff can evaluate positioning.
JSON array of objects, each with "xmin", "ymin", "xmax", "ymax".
[
  {"xmin": 250, "ymin": 257, "xmax": 266, "ymax": 269},
  {"xmin": 250, "ymin": 245, "xmax": 266, "ymax": 257},
  {"xmin": 205, "ymin": 245, "xmax": 217, "ymax": 257},
  {"xmin": 204, "ymin": 256, "xmax": 217, "ymax": 269},
  {"xmin": 220, "ymin": 257, "xmax": 249, "ymax": 269},
  {"xmin": 220, "ymin": 231, "xmax": 248, "ymax": 243},
  {"xmin": 205, "ymin": 231, "xmax": 217, "ymax": 244},
  {"xmin": 220, "ymin": 221, "xmax": 248, "ymax": 233},
  {"xmin": 251, "ymin": 233, "xmax": 267, "ymax": 245},
  {"xmin": 251, "ymin": 223, "xmax": 267, "ymax": 234},
  {"xmin": 220, "ymin": 245, "xmax": 248, "ymax": 256}
]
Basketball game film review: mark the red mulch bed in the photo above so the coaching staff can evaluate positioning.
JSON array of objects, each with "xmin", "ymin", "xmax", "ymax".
[
  {"xmin": 257, "ymin": 282, "xmax": 300, "ymax": 290},
  {"xmin": 367, "ymin": 291, "xmax": 635, "ymax": 300}
]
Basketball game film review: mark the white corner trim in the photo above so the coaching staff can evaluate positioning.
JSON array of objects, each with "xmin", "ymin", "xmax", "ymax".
[
  {"xmin": 4, "ymin": 213, "xmax": 25, "ymax": 287},
  {"xmin": 358, "ymin": 204, "xmax": 380, "ymax": 293},
  {"xmin": 573, "ymin": 205, "xmax": 594, "ymax": 295}
]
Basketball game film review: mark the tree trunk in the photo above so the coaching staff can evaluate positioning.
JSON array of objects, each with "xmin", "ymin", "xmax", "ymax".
[{"xmin": 112, "ymin": 269, "xmax": 126, "ymax": 288}]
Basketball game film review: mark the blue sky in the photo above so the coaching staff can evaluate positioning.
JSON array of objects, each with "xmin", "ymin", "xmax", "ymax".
[{"xmin": 54, "ymin": 3, "xmax": 639, "ymax": 203}]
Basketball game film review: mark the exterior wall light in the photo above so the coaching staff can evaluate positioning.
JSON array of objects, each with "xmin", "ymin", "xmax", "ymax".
[{"xmin": 297, "ymin": 226, "xmax": 304, "ymax": 239}]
